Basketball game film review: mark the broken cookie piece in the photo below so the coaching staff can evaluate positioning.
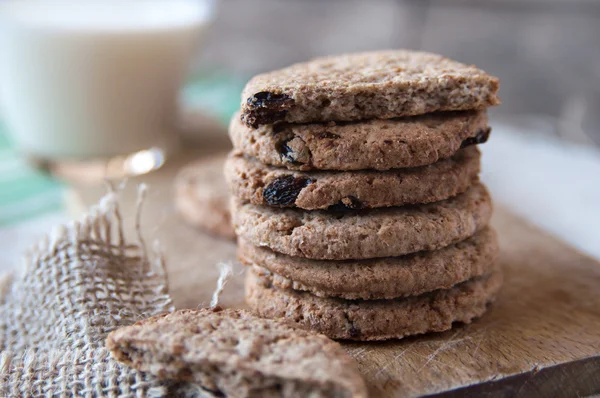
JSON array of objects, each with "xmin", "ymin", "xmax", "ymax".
[{"xmin": 106, "ymin": 308, "xmax": 367, "ymax": 398}]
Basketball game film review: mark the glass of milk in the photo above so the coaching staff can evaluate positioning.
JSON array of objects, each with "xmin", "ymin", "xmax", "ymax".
[{"xmin": 0, "ymin": 0, "xmax": 214, "ymax": 178}]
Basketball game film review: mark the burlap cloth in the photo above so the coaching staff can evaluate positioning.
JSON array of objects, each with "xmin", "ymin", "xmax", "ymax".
[{"xmin": 0, "ymin": 189, "xmax": 205, "ymax": 397}]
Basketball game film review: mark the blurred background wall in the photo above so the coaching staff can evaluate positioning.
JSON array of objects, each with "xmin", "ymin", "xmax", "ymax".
[{"xmin": 195, "ymin": 0, "xmax": 600, "ymax": 147}]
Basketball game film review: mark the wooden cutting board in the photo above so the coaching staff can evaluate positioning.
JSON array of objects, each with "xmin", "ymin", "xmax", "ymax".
[{"xmin": 69, "ymin": 118, "xmax": 600, "ymax": 398}]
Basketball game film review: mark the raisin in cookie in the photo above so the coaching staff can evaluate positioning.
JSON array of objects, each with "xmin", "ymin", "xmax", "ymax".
[
  {"xmin": 241, "ymin": 50, "xmax": 499, "ymax": 127},
  {"xmin": 232, "ymin": 182, "xmax": 492, "ymax": 260},
  {"xmin": 225, "ymin": 147, "xmax": 480, "ymax": 210}
]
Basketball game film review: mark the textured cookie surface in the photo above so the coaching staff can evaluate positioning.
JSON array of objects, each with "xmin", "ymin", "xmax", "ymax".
[
  {"xmin": 230, "ymin": 110, "xmax": 489, "ymax": 171},
  {"xmin": 106, "ymin": 308, "xmax": 367, "ymax": 398},
  {"xmin": 174, "ymin": 155, "xmax": 235, "ymax": 239},
  {"xmin": 246, "ymin": 268, "xmax": 503, "ymax": 341},
  {"xmin": 232, "ymin": 183, "xmax": 492, "ymax": 260},
  {"xmin": 240, "ymin": 50, "xmax": 500, "ymax": 127},
  {"xmin": 239, "ymin": 227, "xmax": 498, "ymax": 300},
  {"xmin": 226, "ymin": 147, "xmax": 480, "ymax": 210}
]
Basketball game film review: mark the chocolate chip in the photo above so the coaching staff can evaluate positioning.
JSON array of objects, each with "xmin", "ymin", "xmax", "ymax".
[
  {"xmin": 315, "ymin": 131, "xmax": 340, "ymax": 139},
  {"xmin": 384, "ymin": 140, "xmax": 392, "ymax": 145},
  {"xmin": 461, "ymin": 127, "xmax": 492, "ymax": 148},
  {"xmin": 263, "ymin": 175, "xmax": 312, "ymax": 206}
]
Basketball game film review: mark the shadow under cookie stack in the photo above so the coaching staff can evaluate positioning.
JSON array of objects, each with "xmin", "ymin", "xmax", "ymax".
[{"xmin": 226, "ymin": 50, "xmax": 502, "ymax": 340}]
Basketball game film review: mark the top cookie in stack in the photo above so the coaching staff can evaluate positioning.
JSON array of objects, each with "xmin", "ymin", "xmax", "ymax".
[
  {"xmin": 226, "ymin": 50, "xmax": 501, "ymax": 341},
  {"xmin": 239, "ymin": 50, "xmax": 499, "ymax": 127}
]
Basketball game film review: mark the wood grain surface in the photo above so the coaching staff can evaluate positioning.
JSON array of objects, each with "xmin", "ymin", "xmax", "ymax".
[{"xmin": 70, "ymin": 119, "xmax": 600, "ymax": 398}]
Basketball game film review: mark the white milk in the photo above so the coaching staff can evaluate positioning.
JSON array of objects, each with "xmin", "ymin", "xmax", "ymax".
[{"xmin": 0, "ymin": 0, "xmax": 213, "ymax": 159}]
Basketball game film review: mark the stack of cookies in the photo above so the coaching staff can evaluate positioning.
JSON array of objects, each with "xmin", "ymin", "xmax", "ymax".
[{"xmin": 226, "ymin": 50, "xmax": 502, "ymax": 340}]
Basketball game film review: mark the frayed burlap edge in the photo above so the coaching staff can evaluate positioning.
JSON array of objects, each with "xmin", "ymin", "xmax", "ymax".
[{"xmin": 0, "ymin": 185, "xmax": 180, "ymax": 397}]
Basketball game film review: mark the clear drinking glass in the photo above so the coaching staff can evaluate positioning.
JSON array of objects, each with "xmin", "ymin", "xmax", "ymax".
[{"xmin": 0, "ymin": 0, "xmax": 215, "ymax": 180}]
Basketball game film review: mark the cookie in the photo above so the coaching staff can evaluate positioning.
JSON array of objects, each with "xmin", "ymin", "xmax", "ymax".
[
  {"xmin": 246, "ymin": 268, "xmax": 503, "ymax": 341},
  {"xmin": 225, "ymin": 147, "xmax": 480, "ymax": 210},
  {"xmin": 232, "ymin": 182, "xmax": 492, "ymax": 260},
  {"xmin": 240, "ymin": 50, "xmax": 500, "ymax": 127},
  {"xmin": 174, "ymin": 155, "xmax": 235, "ymax": 239},
  {"xmin": 238, "ymin": 227, "xmax": 498, "ymax": 300},
  {"xmin": 106, "ymin": 308, "xmax": 367, "ymax": 398},
  {"xmin": 230, "ymin": 109, "xmax": 489, "ymax": 171}
]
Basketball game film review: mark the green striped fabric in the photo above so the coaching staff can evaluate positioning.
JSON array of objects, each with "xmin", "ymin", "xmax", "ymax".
[
  {"xmin": 0, "ymin": 74, "xmax": 244, "ymax": 226},
  {"xmin": 0, "ymin": 122, "xmax": 63, "ymax": 226}
]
